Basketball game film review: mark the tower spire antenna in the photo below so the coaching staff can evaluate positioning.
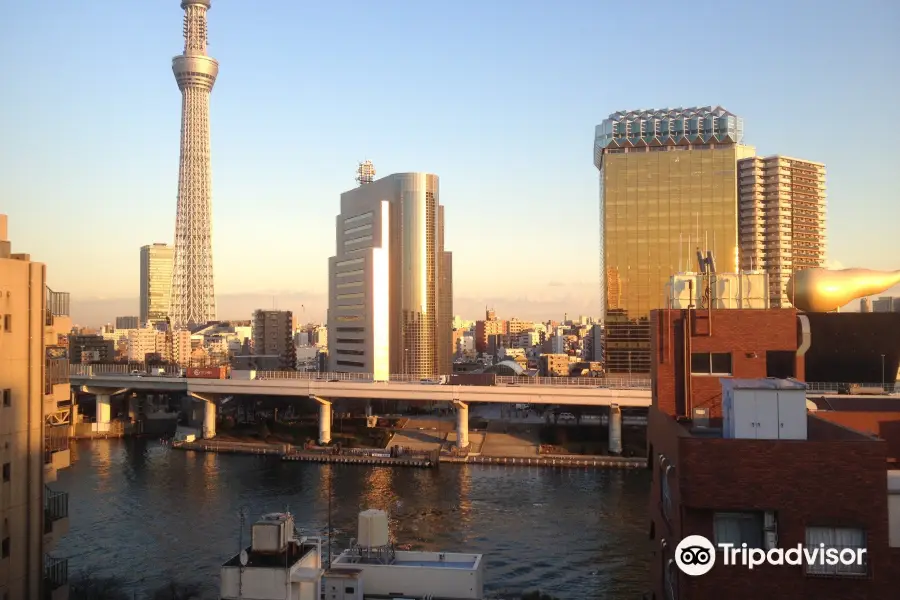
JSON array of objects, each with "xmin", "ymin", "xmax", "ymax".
[{"xmin": 170, "ymin": 0, "xmax": 218, "ymax": 329}]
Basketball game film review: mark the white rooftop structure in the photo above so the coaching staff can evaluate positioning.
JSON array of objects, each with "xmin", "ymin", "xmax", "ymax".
[
  {"xmin": 721, "ymin": 378, "xmax": 808, "ymax": 441},
  {"xmin": 219, "ymin": 509, "xmax": 485, "ymax": 600}
]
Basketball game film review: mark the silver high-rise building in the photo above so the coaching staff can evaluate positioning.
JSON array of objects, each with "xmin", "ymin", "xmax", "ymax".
[
  {"xmin": 326, "ymin": 173, "xmax": 453, "ymax": 379},
  {"xmin": 170, "ymin": 0, "xmax": 218, "ymax": 328},
  {"xmin": 140, "ymin": 243, "xmax": 174, "ymax": 327}
]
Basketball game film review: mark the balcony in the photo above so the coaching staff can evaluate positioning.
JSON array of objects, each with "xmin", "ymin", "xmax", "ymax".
[
  {"xmin": 45, "ymin": 356, "xmax": 70, "ymax": 399},
  {"xmin": 44, "ymin": 487, "xmax": 69, "ymax": 549},
  {"xmin": 44, "ymin": 555, "xmax": 69, "ymax": 600},
  {"xmin": 43, "ymin": 426, "xmax": 71, "ymax": 482}
]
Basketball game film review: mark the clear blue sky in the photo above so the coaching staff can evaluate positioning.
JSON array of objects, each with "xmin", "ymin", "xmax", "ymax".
[{"xmin": 1, "ymin": 0, "xmax": 898, "ymax": 324}]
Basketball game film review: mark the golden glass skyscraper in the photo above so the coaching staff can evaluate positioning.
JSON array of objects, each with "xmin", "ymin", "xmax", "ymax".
[{"xmin": 594, "ymin": 107, "xmax": 754, "ymax": 373}]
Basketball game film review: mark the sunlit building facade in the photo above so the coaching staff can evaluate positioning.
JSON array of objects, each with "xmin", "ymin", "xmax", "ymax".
[
  {"xmin": 738, "ymin": 155, "xmax": 827, "ymax": 307},
  {"xmin": 139, "ymin": 243, "xmax": 174, "ymax": 327},
  {"xmin": 326, "ymin": 173, "xmax": 452, "ymax": 379},
  {"xmin": 0, "ymin": 215, "xmax": 72, "ymax": 600},
  {"xmin": 594, "ymin": 107, "xmax": 755, "ymax": 373}
]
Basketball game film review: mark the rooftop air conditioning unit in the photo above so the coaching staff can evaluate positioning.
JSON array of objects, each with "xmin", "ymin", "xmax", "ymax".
[{"xmin": 692, "ymin": 407, "xmax": 710, "ymax": 428}]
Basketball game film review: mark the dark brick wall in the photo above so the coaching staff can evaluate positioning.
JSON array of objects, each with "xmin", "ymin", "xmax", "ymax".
[
  {"xmin": 647, "ymin": 408, "xmax": 900, "ymax": 599},
  {"xmin": 651, "ymin": 309, "xmax": 804, "ymax": 418}
]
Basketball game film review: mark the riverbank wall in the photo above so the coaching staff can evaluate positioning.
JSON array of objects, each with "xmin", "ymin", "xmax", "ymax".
[{"xmin": 171, "ymin": 440, "xmax": 647, "ymax": 469}]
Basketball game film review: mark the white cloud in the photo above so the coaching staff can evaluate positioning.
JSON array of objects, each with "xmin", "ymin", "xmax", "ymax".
[{"xmin": 824, "ymin": 259, "xmax": 845, "ymax": 270}]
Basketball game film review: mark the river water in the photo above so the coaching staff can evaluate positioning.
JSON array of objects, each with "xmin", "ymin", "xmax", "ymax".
[{"xmin": 55, "ymin": 439, "xmax": 650, "ymax": 599}]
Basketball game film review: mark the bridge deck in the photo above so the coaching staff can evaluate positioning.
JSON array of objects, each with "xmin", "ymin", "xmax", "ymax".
[{"xmin": 70, "ymin": 375, "xmax": 652, "ymax": 407}]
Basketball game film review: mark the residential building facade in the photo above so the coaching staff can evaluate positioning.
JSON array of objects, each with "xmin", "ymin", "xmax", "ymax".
[
  {"xmin": 738, "ymin": 156, "xmax": 827, "ymax": 307},
  {"xmin": 326, "ymin": 173, "xmax": 452, "ymax": 379},
  {"xmin": 251, "ymin": 310, "xmax": 296, "ymax": 370},
  {"xmin": 0, "ymin": 215, "xmax": 71, "ymax": 600},
  {"xmin": 139, "ymin": 243, "xmax": 174, "ymax": 327},
  {"xmin": 595, "ymin": 106, "xmax": 755, "ymax": 374}
]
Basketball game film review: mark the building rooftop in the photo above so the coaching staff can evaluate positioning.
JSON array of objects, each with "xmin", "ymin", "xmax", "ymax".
[
  {"xmin": 674, "ymin": 413, "xmax": 880, "ymax": 443},
  {"xmin": 223, "ymin": 542, "xmax": 319, "ymax": 569},
  {"xmin": 809, "ymin": 396, "xmax": 900, "ymax": 411},
  {"xmin": 332, "ymin": 550, "xmax": 481, "ymax": 571},
  {"xmin": 594, "ymin": 105, "xmax": 744, "ymax": 159}
]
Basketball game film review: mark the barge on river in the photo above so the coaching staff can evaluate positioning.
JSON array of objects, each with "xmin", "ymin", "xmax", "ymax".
[{"xmin": 219, "ymin": 510, "xmax": 484, "ymax": 600}]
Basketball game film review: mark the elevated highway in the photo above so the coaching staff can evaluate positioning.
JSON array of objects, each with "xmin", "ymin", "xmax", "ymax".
[{"xmin": 70, "ymin": 369, "xmax": 651, "ymax": 448}]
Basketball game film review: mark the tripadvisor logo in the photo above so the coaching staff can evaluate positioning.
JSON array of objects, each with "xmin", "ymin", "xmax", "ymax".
[{"xmin": 674, "ymin": 535, "xmax": 866, "ymax": 576}]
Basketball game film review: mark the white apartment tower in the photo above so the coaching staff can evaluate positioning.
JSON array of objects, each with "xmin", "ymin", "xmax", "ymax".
[
  {"xmin": 327, "ymin": 173, "xmax": 452, "ymax": 380},
  {"xmin": 140, "ymin": 243, "xmax": 174, "ymax": 327},
  {"xmin": 738, "ymin": 156, "xmax": 827, "ymax": 307}
]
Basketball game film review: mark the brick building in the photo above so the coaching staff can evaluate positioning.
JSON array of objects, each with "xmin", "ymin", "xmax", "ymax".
[{"xmin": 647, "ymin": 307, "xmax": 900, "ymax": 599}]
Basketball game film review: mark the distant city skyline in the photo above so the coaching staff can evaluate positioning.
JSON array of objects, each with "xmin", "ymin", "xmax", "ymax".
[{"xmin": 2, "ymin": 0, "xmax": 898, "ymax": 321}]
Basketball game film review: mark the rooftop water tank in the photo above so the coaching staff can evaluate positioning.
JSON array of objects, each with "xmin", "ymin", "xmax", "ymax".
[
  {"xmin": 357, "ymin": 509, "xmax": 389, "ymax": 548},
  {"xmin": 251, "ymin": 513, "xmax": 294, "ymax": 554}
]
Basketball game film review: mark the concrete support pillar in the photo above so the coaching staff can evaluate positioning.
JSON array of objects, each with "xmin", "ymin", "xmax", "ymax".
[
  {"xmin": 608, "ymin": 404, "xmax": 622, "ymax": 455},
  {"xmin": 319, "ymin": 402, "xmax": 332, "ymax": 445},
  {"xmin": 365, "ymin": 401, "xmax": 373, "ymax": 418},
  {"xmin": 127, "ymin": 397, "xmax": 138, "ymax": 422},
  {"xmin": 455, "ymin": 402, "xmax": 469, "ymax": 449},
  {"xmin": 96, "ymin": 394, "xmax": 111, "ymax": 425},
  {"xmin": 203, "ymin": 400, "xmax": 216, "ymax": 439}
]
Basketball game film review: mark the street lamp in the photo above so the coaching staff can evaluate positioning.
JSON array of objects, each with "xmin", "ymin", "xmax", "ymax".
[{"xmin": 881, "ymin": 354, "xmax": 886, "ymax": 392}]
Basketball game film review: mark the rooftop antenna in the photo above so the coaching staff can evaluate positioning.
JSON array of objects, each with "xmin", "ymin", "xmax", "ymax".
[
  {"xmin": 356, "ymin": 160, "xmax": 376, "ymax": 186},
  {"xmin": 238, "ymin": 506, "xmax": 248, "ymax": 597}
]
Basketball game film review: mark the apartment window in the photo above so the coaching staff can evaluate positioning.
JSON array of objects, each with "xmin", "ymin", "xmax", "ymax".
[
  {"xmin": 690, "ymin": 352, "xmax": 732, "ymax": 375},
  {"xmin": 336, "ymin": 327, "xmax": 364, "ymax": 333},
  {"xmin": 338, "ymin": 304, "xmax": 365, "ymax": 311},
  {"xmin": 336, "ymin": 281, "xmax": 363, "ymax": 289},
  {"xmin": 766, "ymin": 351, "xmax": 796, "ymax": 378},
  {"xmin": 1, "ymin": 463, "xmax": 8, "ymax": 483},
  {"xmin": 336, "ymin": 360, "xmax": 364, "ymax": 367},
  {"xmin": 714, "ymin": 512, "xmax": 764, "ymax": 548},
  {"xmin": 336, "ymin": 349, "xmax": 365, "ymax": 356},
  {"xmin": 344, "ymin": 212, "xmax": 373, "ymax": 226},
  {"xmin": 337, "ymin": 293, "xmax": 364, "ymax": 300},
  {"xmin": 2, "ymin": 389, "xmax": 9, "ymax": 407},
  {"xmin": 335, "ymin": 258, "xmax": 364, "ymax": 268},
  {"xmin": 336, "ymin": 269, "xmax": 364, "ymax": 278},
  {"xmin": 1, "ymin": 537, "xmax": 8, "ymax": 559},
  {"xmin": 2, "ymin": 315, "xmax": 9, "ymax": 332},
  {"xmin": 344, "ymin": 235, "xmax": 373, "ymax": 246},
  {"xmin": 805, "ymin": 527, "xmax": 867, "ymax": 576},
  {"xmin": 336, "ymin": 338, "xmax": 364, "ymax": 344},
  {"xmin": 344, "ymin": 223, "xmax": 372, "ymax": 236}
]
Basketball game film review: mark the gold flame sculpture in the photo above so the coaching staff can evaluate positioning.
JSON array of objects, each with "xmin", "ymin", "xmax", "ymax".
[{"xmin": 786, "ymin": 268, "xmax": 900, "ymax": 312}]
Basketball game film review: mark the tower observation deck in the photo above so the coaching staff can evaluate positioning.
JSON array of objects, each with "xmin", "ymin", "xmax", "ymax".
[{"xmin": 170, "ymin": 0, "xmax": 218, "ymax": 328}]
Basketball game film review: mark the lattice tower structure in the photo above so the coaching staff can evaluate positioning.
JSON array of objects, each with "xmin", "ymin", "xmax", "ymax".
[{"xmin": 170, "ymin": 0, "xmax": 218, "ymax": 328}]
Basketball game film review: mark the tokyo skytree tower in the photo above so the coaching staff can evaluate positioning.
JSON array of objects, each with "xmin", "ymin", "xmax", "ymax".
[{"xmin": 170, "ymin": 0, "xmax": 218, "ymax": 328}]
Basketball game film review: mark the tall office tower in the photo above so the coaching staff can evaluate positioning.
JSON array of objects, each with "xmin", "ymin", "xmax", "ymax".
[
  {"xmin": 326, "ymin": 173, "xmax": 452, "ymax": 379},
  {"xmin": 0, "ymin": 215, "xmax": 72, "ymax": 600},
  {"xmin": 738, "ymin": 156, "xmax": 827, "ymax": 307},
  {"xmin": 252, "ymin": 310, "xmax": 297, "ymax": 370},
  {"xmin": 594, "ymin": 107, "xmax": 754, "ymax": 373},
  {"xmin": 170, "ymin": 0, "xmax": 218, "ymax": 329},
  {"xmin": 140, "ymin": 243, "xmax": 175, "ymax": 327}
]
